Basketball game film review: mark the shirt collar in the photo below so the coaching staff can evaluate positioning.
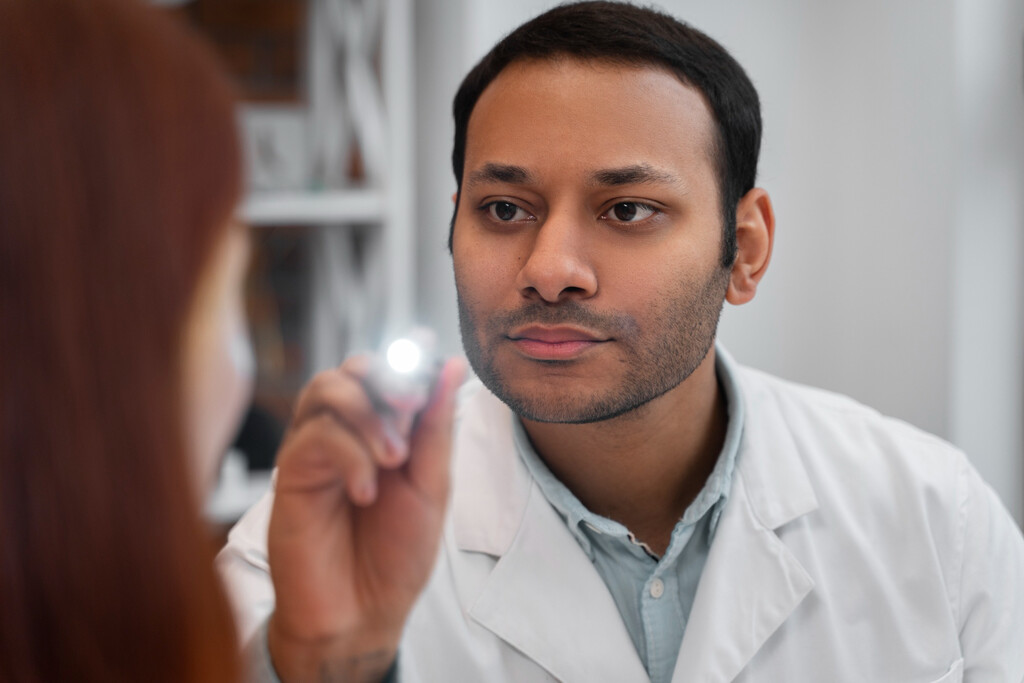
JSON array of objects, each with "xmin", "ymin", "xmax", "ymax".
[{"xmin": 513, "ymin": 343, "xmax": 746, "ymax": 557}]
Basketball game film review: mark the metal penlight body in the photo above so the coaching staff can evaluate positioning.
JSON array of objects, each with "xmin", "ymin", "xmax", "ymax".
[{"xmin": 363, "ymin": 327, "xmax": 441, "ymax": 440}]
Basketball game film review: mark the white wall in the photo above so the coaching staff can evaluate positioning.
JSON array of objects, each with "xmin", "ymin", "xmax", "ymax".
[
  {"xmin": 413, "ymin": 0, "xmax": 1024, "ymax": 523},
  {"xmin": 950, "ymin": 0, "xmax": 1024, "ymax": 523},
  {"xmin": 412, "ymin": 0, "xmax": 465, "ymax": 353}
]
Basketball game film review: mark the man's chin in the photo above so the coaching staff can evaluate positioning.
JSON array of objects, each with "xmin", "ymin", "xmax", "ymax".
[
  {"xmin": 490, "ymin": 388, "xmax": 649, "ymax": 425},
  {"xmin": 476, "ymin": 377, "xmax": 578, "ymax": 423},
  {"xmin": 467, "ymin": 351, "xmax": 649, "ymax": 423}
]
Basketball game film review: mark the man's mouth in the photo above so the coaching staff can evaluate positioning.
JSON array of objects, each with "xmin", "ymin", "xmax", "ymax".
[{"xmin": 507, "ymin": 325, "xmax": 608, "ymax": 361}]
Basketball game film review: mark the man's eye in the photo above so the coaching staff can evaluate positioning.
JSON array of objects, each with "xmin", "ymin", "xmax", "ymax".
[
  {"xmin": 605, "ymin": 202, "xmax": 657, "ymax": 223},
  {"xmin": 486, "ymin": 201, "xmax": 530, "ymax": 222}
]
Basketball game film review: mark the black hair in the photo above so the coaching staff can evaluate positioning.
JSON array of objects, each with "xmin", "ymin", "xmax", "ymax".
[{"xmin": 448, "ymin": 0, "xmax": 762, "ymax": 268}]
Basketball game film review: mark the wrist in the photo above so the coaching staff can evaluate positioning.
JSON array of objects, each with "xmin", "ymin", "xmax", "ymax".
[{"xmin": 267, "ymin": 614, "xmax": 400, "ymax": 683}]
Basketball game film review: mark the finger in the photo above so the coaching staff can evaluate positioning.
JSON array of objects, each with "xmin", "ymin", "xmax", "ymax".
[
  {"xmin": 275, "ymin": 413, "xmax": 381, "ymax": 507},
  {"xmin": 405, "ymin": 357, "xmax": 467, "ymax": 503},
  {"xmin": 334, "ymin": 355, "xmax": 414, "ymax": 465},
  {"xmin": 292, "ymin": 355, "xmax": 372, "ymax": 421},
  {"xmin": 292, "ymin": 356, "xmax": 376, "ymax": 419},
  {"xmin": 289, "ymin": 361, "xmax": 400, "ymax": 468}
]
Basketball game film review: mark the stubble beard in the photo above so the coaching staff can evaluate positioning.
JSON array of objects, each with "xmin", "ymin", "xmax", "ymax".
[{"xmin": 456, "ymin": 266, "xmax": 731, "ymax": 424}]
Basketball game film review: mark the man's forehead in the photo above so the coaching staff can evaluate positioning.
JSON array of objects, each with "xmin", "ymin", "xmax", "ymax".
[
  {"xmin": 462, "ymin": 58, "xmax": 717, "ymax": 186},
  {"xmin": 473, "ymin": 55, "xmax": 709, "ymax": 109},
  {"xmin": 487, "ymin": 54, "xmax": 683, "ymax": 88}
]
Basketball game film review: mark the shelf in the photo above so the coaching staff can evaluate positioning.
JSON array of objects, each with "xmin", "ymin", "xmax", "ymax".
[{"xmin": 241, "ymin": 189, "xmax": 385, "ymax": 226}]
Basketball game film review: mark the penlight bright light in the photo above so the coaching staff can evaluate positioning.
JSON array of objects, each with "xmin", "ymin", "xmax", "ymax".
[{"xmin": 386, "ymin": 338, "xmax": 422, "ymax": 374}]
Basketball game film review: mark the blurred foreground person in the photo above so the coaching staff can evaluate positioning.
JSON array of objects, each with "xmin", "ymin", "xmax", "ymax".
[{"xmin": 0, "ymin": 0, "xmax": 251, "ymax": 679}]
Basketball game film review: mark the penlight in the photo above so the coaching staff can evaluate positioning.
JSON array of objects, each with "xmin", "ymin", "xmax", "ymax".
[
  {"xmin": 363, "ymin": 327, "xmax": 440, "ymax": 428},
  {"xmin": 386, "ymin": 338, "xmax": 423, "ymax": 375}
]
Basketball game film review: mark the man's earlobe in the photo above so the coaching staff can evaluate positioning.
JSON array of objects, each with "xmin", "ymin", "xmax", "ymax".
[
  {"xmin": 451, "ymin": 192, "xmax": 458, "ymax": 205},
  {"xmin": 726, "ymin": 188, "xmax": 775, "ymax": 306}
]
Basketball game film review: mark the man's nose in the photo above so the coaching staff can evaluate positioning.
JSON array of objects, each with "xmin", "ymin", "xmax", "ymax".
[{"xmin": 515, "ymin": 210, "xmax": 598, "ymax": 303}]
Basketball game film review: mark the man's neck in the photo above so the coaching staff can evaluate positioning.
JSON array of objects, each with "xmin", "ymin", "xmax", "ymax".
[{"xmin": 520, "ymin": 348, "xmax": 727, "ymax": 556}]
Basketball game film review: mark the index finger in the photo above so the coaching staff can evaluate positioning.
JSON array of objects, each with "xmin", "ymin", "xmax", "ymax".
[{"xmin": 290, "ymin": 356, "xmax": 400, "ymax": 467}]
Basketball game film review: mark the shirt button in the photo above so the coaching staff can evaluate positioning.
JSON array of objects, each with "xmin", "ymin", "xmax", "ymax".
[{"xmin": 649, "ymin": 578, "xmax": 665, "ymax": 599}]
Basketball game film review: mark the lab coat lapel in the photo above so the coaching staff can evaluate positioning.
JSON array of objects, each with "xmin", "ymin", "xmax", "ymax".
[
  {"xmin": 452, "ymin": 384, "xmax": 648, "ymax": 682},
  {"xmin": 670, "ymin": 474, "xmax": 815, "ymax": 682},
  {"xmin": 468, "ymin": 485, "xmax": 649, "ymax": 683},
  {"xmin": 451, "ymin": 381, "xmax": 532, "ymax": 557},
  {"xmin": 672, "ymin": 366, "xmax": 820, "ymax": 683}
]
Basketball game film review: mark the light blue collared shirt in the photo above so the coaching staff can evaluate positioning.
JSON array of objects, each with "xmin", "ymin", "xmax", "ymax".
[{"xmin": 513, "ymin": 349, "xmax": 745, "ymax": 683}]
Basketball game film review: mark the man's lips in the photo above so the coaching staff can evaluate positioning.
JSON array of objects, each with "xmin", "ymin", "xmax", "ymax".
[{"xmin": 507, "ymin": 326, "xmax": 608, "ymax": 360}]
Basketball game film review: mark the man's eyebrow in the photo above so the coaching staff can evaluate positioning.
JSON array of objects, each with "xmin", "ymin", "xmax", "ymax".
[
  {"xmin": 590, "ymin": 164, "xmax": 682, "ymax": 187},
  {"xmin": 465, "ymin": 163, "xmax": 535, "ymax": 188}
]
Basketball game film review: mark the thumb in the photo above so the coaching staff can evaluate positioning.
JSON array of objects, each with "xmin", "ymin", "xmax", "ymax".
[{"xmin": 405, "ymin": 357, "xmax": 467, "ymax": 503}]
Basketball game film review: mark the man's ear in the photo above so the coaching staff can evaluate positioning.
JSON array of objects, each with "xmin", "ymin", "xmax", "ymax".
[{"xmin": 726, "ymin": 187, "xmax": 775, "ymax": 306}]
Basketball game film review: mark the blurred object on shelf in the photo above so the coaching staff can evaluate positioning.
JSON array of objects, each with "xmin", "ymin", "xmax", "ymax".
[
  {"xmin": 171, "ymin": 0, "xmax": 306, "ymax": 103},
  {"xmin": 240, "ymin": 105, "xmax": 311, "ymax": 192}
]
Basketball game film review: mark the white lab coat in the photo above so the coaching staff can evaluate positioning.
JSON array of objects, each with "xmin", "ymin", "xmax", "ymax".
[{"xmin": 219, "ymin": 354, "xmax": 1024, "ymax": 683}]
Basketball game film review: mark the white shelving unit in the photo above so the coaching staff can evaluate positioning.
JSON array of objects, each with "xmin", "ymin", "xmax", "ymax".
[
  {"xmin": 241, "ymin": 190, "xmax": 385, "ymax": 227},
  {"xmin": 212, "ymin": 0, "xmax": 415, "ymax": 524},
  {"xmin": 243, "ymin": 0, "xmax": 414, "ymax": 370}
]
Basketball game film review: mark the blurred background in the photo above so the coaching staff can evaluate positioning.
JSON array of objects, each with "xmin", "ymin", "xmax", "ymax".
[{"xmin": 172, "ymin": 0, "xmax": 1023, "ymax": 529}]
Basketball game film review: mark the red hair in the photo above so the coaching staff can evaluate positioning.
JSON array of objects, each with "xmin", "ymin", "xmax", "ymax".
[{"xmin": 0, "ymin": 0, "xmax": 242, "ymax": 679}]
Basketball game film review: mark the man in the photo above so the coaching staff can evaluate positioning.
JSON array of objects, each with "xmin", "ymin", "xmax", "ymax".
[{"xmin": 219, "ymin": 3, "xmax": 1024, "ymax": 682}]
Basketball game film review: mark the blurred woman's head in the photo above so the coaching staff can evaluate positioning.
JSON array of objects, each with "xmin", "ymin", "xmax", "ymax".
[
  {"xmin": 0, "ymin": 0, "xmax": 248, "ymax": 679},
  {"xmin": 183, "ymin": 219, "xmax": 254, "ymax": 492}
]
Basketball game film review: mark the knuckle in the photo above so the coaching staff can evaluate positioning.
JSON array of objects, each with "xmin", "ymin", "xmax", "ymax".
[{"xmin": 307, "ymin": 370, "xmax": 339, "ymax": 398}]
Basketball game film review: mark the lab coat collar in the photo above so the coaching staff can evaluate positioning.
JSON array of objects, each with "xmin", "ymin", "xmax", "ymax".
[{"xmin": 724, "ymin": 355, "xmax": 821, "ymax": 529}]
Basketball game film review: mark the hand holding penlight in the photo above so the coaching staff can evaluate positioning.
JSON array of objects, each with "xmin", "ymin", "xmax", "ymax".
[
  {"xmin": 266, "ymin": 336, "xmax": 464, "ymax": 682},
  {"xmin": 362, "ymin": 327, "xmax": 441, "ymax": 450}
]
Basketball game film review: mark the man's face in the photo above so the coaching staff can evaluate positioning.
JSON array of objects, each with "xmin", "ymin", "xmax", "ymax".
[{"xmin": 453, "ymin": 58, "xmax": 730, "ymax": 424}]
